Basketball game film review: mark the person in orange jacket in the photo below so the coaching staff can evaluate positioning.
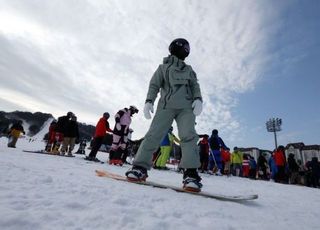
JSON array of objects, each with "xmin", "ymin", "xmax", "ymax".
[
  {"xmin": 273, "ymin": 145, "xmax": 287, "ymax": 183},
  {"xmin": 85, "ymin": 112, "xmax": 112, "ymax": 162}
]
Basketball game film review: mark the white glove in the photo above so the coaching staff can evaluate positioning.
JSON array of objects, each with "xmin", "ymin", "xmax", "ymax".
[
  {"xmin": 143, "ymin": 102, "xmax": 154, "ymax": 119},
  {"xmin": 192, "ymin": 99, "xmax": 203, "ymax": 116},
  {"xmin": 116, "ymin": 123, "xmax": 121, "ymax": 130}
]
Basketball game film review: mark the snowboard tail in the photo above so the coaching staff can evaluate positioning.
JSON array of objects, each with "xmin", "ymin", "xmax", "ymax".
[{"xmin": 95, "ymin": 170, "xmax": 258, "ymax": 202}]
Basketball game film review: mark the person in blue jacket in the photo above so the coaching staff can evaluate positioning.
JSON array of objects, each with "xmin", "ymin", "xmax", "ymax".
[{"xmin": 208, "ymin": 129, "xmax": 228, "ymax": 175}]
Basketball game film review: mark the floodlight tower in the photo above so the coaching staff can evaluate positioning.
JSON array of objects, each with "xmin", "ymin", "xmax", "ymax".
[{"xmin": 266, "ymin": 118, "xmax": 282, "ymax": 150}]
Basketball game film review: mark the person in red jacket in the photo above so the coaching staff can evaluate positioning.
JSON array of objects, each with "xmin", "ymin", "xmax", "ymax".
[
  {"xmin": 45, "ymin": 120, "xmax": 57, "ymax": 152},
  {"xmin": 242, "ymin": 154, "xmax": 250, "ymax": 178},
  {"xmin": 273, "ymin": 145, "xmax": 287, "ymax": 183},
  {"xmin": 221, "ymin": 148, "xmax": 231, "ymax": 175},
  {"xmin": 85, "ymin": 112, "xmax": 113, "ymax": 162},
  {"xmin": 198, "ymin": 135, "xmax": 209, "ymax": 173}
]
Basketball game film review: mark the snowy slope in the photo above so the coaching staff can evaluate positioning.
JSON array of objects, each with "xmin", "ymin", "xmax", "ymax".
[{"xmin": 0, "ymin": 137, "xmax": 319, "ymax": 230}]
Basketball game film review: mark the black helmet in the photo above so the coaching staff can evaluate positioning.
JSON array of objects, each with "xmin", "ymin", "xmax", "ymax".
[
  {"xmin": 67, "ymin": 111, "xmax": 74, "ymax": 117},
  {"xmin": 169, "ymin": 38, "xmax": 190, "ymax": 60},
  {"xmin": 103, "ymin": 112, "xmax": 110, "ymax": 119},
  {"xmin": 129, "ymin": 105, "xmax": 139, "ymax": 114}
]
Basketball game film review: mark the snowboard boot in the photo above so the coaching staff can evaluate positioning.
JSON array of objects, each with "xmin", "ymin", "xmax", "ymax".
[
  {"xmin": 109, "ymin": 149, "xmax": 124, "ymax": 166},
  {"xmin": 109, "ymin": 159, "xmax": 123, "ymax": 166},
  {"xmin": 125, "ymin": 165, "xmax": 148, "ymax": 182},
  {"xmin": 85, "ymin": 155, "xmax": 101, "ymax": 162},
  {"xmin": 183, "ymin": 169, "xmax": 203, "ymax": 192}
]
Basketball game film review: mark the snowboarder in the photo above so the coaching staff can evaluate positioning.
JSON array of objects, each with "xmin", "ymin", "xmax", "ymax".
[
  {"xmin": 109, "ymin": 106, "xmax": 139, "ymax": 165},
  {"xmin": 60, "ymin": 115, "xmax": 79, "ymax": 156},
  {"xmin": 7, "ymin": 120, "xmax": 25, "ymax": 148},
  {"xmin": 125, "ymin": 38, "xmax": 204, "ymax": 192},
  {"xmin": 45, "ymin": 120, "xmax": 57, "ymax": 152},
  {"xmin": 75, "ymin": 139, "xmax": 87, "ymax": 155},
  {"xmin": 53, "ymin": 112, "xmax": 74, "ymax": 153},
  {"xmin": 86, "ymin": 112, "xmax": 113, "ymax": 162},
  {"xmin": 121, "ymin": 128, "xmax": 134, "ymax": 164}
]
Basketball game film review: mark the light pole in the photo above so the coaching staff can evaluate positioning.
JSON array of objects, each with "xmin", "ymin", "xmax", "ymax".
[{"xmin": 266, "ymin": 118, "xmax": 282, "ymax": 150}]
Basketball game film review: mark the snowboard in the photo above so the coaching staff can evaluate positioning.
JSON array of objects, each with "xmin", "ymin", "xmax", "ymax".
[
  {"xmin": 23, "ymin": 150, "xmax": 75, "ymax": 157},
  {"xmin": 95, "ymin": 170, "xmax": 258, "ymax": 202}
]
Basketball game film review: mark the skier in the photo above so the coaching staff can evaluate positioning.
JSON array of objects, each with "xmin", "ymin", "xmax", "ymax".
[
  {"xmin": 208, "ymin": 129, "xmax": 228, "ymax": 175},
  {"xmin": 7, "ymin": 120, "xmax": 25, "ymax": 148},
  {"xmin": 109, "ymin": 106, "xmax": 139, "ymax": 165},
  {"xmin": 154, "ymin": 126, "xmax": 180, "ymax": 170},
  {"xmin": 125, "ymin": 38, "xmax": 204, "ymax": 192},
  {"xmin": 86, "ymin": 112, "xmax": 112, "ymax": 162}
]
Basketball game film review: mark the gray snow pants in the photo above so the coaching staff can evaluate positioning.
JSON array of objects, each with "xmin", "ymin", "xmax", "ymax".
[{"xmin": 133, "ymin": 107, "xmax": 200, "ymax": 170}]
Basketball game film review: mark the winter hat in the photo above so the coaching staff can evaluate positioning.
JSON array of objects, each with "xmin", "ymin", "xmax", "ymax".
[
  {"xmin": 169, "ymin": 38, "xmax": 190, "ymax": 60},
  {"xmin": 67, "ymin": 111, "xmax": 74, "ymax": 117},
  {"xmin": 103, "ymin": 112, "xmax": 110, "ymax": 119}
]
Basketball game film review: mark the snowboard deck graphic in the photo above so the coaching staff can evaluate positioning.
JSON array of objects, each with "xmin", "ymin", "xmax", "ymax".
[
  {"xmin": 95, "ymin": 170, "xmax": 258, "ymax": 202},
  {"xmin": 23, "ymin": 150, "xmax": 75, "ymax": 157}
]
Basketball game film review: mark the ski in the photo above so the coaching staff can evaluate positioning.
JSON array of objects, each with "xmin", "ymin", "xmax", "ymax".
[
  {"xmin": 23, "ymin": 150, "xmax": 75, "ymax": 157},
  {"xmin": 95, "ymin": 170, "xmax": 258, "ymax": 202}
]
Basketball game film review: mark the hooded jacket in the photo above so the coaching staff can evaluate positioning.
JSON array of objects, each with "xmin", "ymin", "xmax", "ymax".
[{"xmin": 146, "ymin": 55, "xmax": 202, "ymax": 109}]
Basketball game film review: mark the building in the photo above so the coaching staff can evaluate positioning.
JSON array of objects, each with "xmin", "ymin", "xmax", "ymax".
[
  {"xmin": 285, "ymin": 142, "xmax": 320, "ymax": 165},
  {"xmin": 237, "ymin": 147, "xmax": 272, "ymax": 161}
]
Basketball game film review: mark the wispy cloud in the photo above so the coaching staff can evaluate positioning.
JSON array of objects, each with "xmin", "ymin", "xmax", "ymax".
[{"xmin": 0, "ymin": 0, "xmax": 283, "ymax": 140}]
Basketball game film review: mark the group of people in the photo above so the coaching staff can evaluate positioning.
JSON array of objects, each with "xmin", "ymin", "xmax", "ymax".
[
  {"xmin": 85, "ymin": 105, "xmax": 139, "ymax": 166},
  {"xmin": 198, "ymin": 140, "xmax": 320, "ymax": 188},
  {"xmin": 46, "ymin": 112, "xmax": 79, "ymax": 156},
  {"xmin": 5, "ymin": 38, "xmax": 319, "ymax": 192}
]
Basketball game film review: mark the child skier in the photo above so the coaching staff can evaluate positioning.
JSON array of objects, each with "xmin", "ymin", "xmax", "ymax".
[{"xmin": 125, "ymin": 38, "xmax": 204, "ymax": 192}]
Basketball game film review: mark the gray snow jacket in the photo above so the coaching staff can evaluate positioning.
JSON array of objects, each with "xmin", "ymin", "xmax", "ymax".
[{"xmin": 146, "ymin": 55, "xmax": 202, "ymax": 109}]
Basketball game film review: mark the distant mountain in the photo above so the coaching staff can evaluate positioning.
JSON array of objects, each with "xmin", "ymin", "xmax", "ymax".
[{"xmin": 0, "ymin": 111, "xmax": 95, "ymax": 140}]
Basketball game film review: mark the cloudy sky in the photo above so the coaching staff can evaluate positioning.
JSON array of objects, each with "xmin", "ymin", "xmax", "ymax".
[{"xmin": 0, "ymin": 0, "xmax": 319, "ymax": 150}]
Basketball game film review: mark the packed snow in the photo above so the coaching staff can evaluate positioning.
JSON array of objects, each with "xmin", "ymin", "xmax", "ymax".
[{"xmin": 0, "ymin": 136, "xmax": 319, "ymax": 230}]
